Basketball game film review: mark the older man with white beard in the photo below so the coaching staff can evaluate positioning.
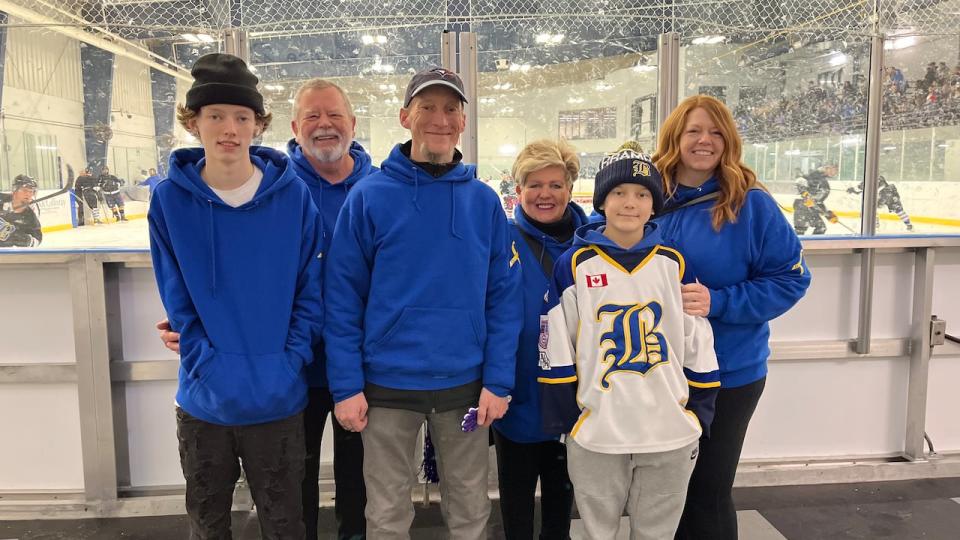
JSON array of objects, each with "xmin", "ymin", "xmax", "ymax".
[
  {"xmin": 285, "ymin": 78, "xmax": 376, "ymax": 540},
  {"xmin": 159, "ymin": 78, "xmax": 375, "ymax": 539}
]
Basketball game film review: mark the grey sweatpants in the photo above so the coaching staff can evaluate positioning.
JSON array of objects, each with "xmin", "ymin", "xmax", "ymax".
[
  {"xmin": 566, "ymin": 437, "xmax": 698, "ymax": 540},
  {"xmin": 362, "ymin": 406, "xmax": 491, "ymax": 540}
]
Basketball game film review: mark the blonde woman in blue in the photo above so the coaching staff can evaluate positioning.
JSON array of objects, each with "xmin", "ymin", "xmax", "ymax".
[{"xmin": 494, "ymin": 139, "xmax": 585, "ymax": 539}]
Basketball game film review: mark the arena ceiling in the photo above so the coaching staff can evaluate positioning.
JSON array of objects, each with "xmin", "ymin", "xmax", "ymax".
[{"xmin": 7, "ymin": 0, "xmax": 959, "ymax": 83}]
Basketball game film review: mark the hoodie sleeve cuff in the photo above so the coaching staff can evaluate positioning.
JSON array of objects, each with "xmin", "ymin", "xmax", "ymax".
[
  {"xmin": 708, "ymin": 287, "xmax": 728, "ymax": 319},
  {"xmin": 484, "ymin": 385, "xmax": 511, "ymax": 398},
  {"xmin": 333, "ymin": 389, "xmax": 363, "ymax": 404}
]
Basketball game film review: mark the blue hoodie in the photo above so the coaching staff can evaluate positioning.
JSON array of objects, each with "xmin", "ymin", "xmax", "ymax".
[
  {"xmin": 494, "ymin": 203, "xmax": 587, "ymax": 444},
  {"xmin": 286, "ymin": 139, "xmax": 377, "ymax": 387},
  {"xmin": 323, "ymin": 143, "xmax": 523, "ymax": 403},
  {"xmin": 654, "ymin": 178, "xmax": 811, "ymax": 388},
  {"xmin": 149, "ymin": 146, "xmax": 324, "ymax": 426}
]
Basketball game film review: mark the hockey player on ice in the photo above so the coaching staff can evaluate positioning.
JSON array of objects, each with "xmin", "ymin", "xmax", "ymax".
[
  {"xmin": 74, "ymin": 167, "xmax": 104, "ymax": 225},
  {"xmin": 846, "ymin": 175, "xmax": 913, "ymax": 231},
  {"xmin": 98, "ymin": 166, "xmax": 128, "ymax": 222},
  {"xmin": 793, "ymin": 163, "xmax": 839, "ymax": 235},
  {"xmin": 0, "ymin": 175, "xmax": 42, "ymax": 247}
]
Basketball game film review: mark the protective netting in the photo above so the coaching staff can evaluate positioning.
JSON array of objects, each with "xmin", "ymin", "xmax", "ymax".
[
  {"xmin": 2, "ymin": 0, "xmax": 956, "ymax": 75},
  {"xmin": 883, "ymin": 0, "xmax": 960, "ymax": 37}
]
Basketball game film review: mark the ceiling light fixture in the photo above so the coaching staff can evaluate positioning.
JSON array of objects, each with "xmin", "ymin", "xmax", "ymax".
[
  {"xmin": 829, "ymin": 53, "xmax": 848, "ymax": 66},
  {"xmin": 535, "ymin": 33, "xmax": 565, "ymax": 45},
  {"xmin": 692, "ymin": 35, "xmax": 726, "ymax": 45}
]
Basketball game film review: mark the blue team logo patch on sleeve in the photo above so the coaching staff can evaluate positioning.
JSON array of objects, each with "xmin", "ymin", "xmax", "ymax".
[{"xmin": 596, "ymin": 301, "xmax": 669, "ymax": 389}]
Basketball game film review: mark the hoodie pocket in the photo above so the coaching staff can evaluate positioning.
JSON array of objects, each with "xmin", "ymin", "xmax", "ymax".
[
  {"xmin": 189, "ymin": 349, "xmax": 305, "ymax": 422},
  {"xmin": 370, "ymin": 307, "xmax": 484, "ymax": 376}
]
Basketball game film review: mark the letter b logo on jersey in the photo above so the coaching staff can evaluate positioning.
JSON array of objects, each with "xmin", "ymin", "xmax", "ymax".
[{"xmin": 596, "ymin": 301, "xmax": 669, "ymax": 389}]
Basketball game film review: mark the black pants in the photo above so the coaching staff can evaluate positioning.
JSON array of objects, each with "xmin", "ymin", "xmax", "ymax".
[
  {"xmin": 75, "ymin": 192, "xmax": 85, "ymax": 225},
  {"xmin": 303, "ymin": 387, "xmax": 366, "ymax": 540},
  {"xmin": 675, "ymin": 377, "xmax": 766, "ymax": 540},
  {"xmin": 104, "ymin": 192, "xmax": 124, "ymax": 209},
  {"xmin": 793, "ymin": 200, "xmax": 827, "ymax": 235},
  {"xmin": 81, "ymin": 189, "xmax": 99, "ymax": 210},
  {"xmin": 176, "ymin": 408, "xmax": 305, "ymax": 540},
  {"xmin": 493, "ymin": 430, "xmax": 573, "ymax": 540}
]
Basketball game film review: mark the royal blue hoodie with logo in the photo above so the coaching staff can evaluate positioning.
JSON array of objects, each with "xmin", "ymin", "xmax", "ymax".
[
  {"xmin": 493, "ymin": 202, "xmax": 588, "ymax": 444},
  {"xmin": 286, "ymin": 139, "xmax": 377, "ymax": 387},
  {"xmin": 149, "ymin": 146, "xmax": 324, "ymax": 426},
  {"xmin": 323, "ymin": 143, "xmax": 523, "ymax": 403},
  {"xmin": 654, "ymin": 177, "xmax": 811, "ymax": 388}
]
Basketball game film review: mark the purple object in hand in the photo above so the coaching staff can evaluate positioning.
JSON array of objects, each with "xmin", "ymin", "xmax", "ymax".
[{"xmin": 461, "ymin": 407, "xmax": 479, "ymax": 432}]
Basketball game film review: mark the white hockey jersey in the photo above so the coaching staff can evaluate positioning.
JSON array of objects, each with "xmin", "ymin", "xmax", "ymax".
[{"xmin": 538, "ymin": 222, "xmax": 720, "ymax": 454}]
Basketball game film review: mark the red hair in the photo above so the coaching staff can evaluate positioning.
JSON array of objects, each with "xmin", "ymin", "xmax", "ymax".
[{"xmin": 652, "ymin": 95, "xmax": 764, "ymax": 230}]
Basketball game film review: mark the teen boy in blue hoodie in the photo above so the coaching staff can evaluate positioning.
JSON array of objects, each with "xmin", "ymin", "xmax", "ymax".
[
  {"xmin": 323, "ymin": 67, "xmax": 522, "ymax": 539},
  {"xmin": 148, "ymin": 53, "xmax": 323, "ymax": 540},
  {"xmin": 155, "ymin": 77, "xmax": 374, "ymax": 539}
]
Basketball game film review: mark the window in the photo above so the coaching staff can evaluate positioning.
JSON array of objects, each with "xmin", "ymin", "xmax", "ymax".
[
  {"xmin": 1, "ymin": 130, "xmax": 59, "ymax": 189},
  {"xmin": 698, "ymin": 86, "xmax": 727, "ymax": 103},
  {"xmin": 817, "ymin": 69, "xmax": 843, "ymax": 89},
  {"xmin": 558, "ymin": 107, "xmax": 617, "ymax": 140},
  {"xmin": 630, "ymin": 95, "xmax": 657, "ymax": 141}
]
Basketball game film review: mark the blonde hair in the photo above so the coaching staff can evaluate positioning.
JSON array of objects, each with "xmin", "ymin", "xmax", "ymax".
[
  {"xmin": 511, "ymin": 138, "xmax": 580, "ymax": 188},
  {"xmin": 176, "ymin": 103, "xmax": 273, "ymax": 135},
  {"xmin": 652, "ymin": 95, "xmax": 763, "ymax": 231},
  {"xmin": 292, "ymin": 79, "xmax": 355, "ymax": 119}
]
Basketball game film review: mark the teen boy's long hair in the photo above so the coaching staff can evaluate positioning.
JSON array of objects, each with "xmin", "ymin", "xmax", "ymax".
[{"xmin": 652, "ymin": 94, "xmax": 764, "ymax": 231}]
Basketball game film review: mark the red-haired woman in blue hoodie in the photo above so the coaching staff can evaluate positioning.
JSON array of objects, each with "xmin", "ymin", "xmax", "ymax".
[{"xmin": 653, "ymin": 95, "xmax": 811, "ymax": 540}]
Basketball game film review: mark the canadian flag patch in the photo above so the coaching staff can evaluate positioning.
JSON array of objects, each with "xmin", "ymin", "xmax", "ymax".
[{"xmin": 586, "ymin": 274, "xmax": 608, "ymax": 288}]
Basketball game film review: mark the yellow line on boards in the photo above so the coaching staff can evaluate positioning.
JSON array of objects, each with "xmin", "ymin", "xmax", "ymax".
[{"xmin": 41, "ymin": 213, "xmax": 147, "ymax": 234}]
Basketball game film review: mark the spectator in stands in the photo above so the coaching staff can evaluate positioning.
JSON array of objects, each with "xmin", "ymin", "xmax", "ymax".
[
  {"xmin": 890, "ymin": 67, "xmax": 906, "ymax": 94},
  {"xmin": 923, "ymin": 62, "xmax": 938, "ymax": 92},
  {"xmin": 727, "ymin": 63, "xmax": 958, "ymax": 140}
]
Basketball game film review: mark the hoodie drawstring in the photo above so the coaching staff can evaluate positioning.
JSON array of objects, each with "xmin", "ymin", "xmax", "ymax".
[
  {"xmin": 538, "ymin": 234, "xmax": 548, "ymax": 266},
  {"xmin": 450, "ymin": 182, "xmax": 463, "ymax": 239},
  {"xmin": 208, "ymin": 200, "xmax": 217, "ymax": 297},
  {"xmin": 411, "ymin": 167, "xmax": 422, "ymax": 212},
  {"xmin": 318, "ymin": 177, "xmax": 327, "ymax": 242}
]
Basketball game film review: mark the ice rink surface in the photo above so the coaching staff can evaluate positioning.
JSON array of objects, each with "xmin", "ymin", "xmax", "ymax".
[
  {"xmin": 29, "ymin": 194, "xmax": 958, "ymax": 253},
  {"xmin": 6, "ymin": 180, "xmax": 958, "ymax": 252},
  {"xmin": 40, "ymin": 217, "xmax": 150, "ymax": 249}
]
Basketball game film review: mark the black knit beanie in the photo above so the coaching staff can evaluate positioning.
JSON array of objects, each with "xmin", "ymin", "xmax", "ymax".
[
  {"xmin": 592, "ymin": 149, "xmax": 664, "ymax": 216},
  {"xmin": 186, "ymin": 53, "xmax": 264, "ymax": 115}
]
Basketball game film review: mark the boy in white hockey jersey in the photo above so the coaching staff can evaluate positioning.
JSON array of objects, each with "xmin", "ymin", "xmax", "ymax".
[{"xmin": 538, "ymin": 151, "xmax": 719, "ymax": 540}]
